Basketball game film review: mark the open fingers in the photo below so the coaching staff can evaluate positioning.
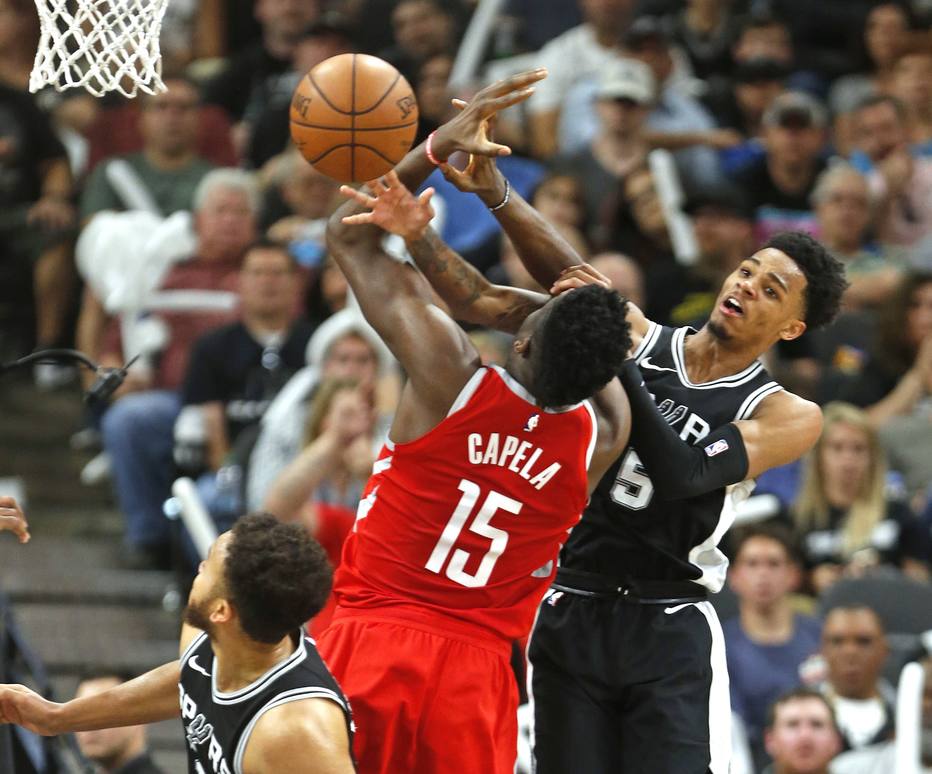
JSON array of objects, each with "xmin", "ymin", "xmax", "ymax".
[
  {"xmin": 368, "ymin": 177, "xmax": 389, "ymax": 195},
  {"xmin": 341, "ymin": 212, "xmax": 376, "ymax": 226},
  {"xmin": 0, "ymin": 511, "xmax": 29, "ymax": 543},
  {"xmin": 483, "ymin": 86, "xmax": 537, "ymax": 116},
  {"xmin": 339, "ymin": 185, "xmax": 376, "ymax": 209},
  {"xmin": 480, "ymin": 68, "xmax": 547, "ymax": 100}
]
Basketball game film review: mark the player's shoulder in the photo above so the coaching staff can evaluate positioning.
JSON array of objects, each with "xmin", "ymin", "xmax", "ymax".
[
  {"xmin": 625, "ymin": 302, "xmax": 652, "ymax": 355},
  {"xmin": 753, "ymin": 388, "xmax": 820, "ymax": 420},
  {"xmin": 245, "ymin": 695, "xmax": 350, "ymax": 770}
]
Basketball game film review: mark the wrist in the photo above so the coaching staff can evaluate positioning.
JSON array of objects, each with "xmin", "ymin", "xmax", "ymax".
[
  {"xmin": 49, "ymin": 701, "xmax": 68, "ymax": 735},
  {"xmin": 403, "ymin": 224, "xmax": 430, "ymax": 244},
  {"xmin": 424, "ymin": 129, "xmax": 452, "ymax": 167},
  {"xmin": 478, "ymin": 173, "xmax": 509, "ymax": 208},
  {"xmin": 426, "ymin": 130, "xmax": 450, "ymax": 165}
]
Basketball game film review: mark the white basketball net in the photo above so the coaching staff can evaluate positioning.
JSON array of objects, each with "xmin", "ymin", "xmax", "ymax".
[{"xmin": 30, "ymin": 0, "xmax": 170, "ymax": 98}]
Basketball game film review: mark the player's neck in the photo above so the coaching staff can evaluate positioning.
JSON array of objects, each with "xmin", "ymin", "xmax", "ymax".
[
  {"xmin": 740, "ymin": 599, "xmax": 795, "ymax": 645},
  {"xmin": 683, "ymin": 327, "xmax": 762, "ymax": 383},
  {"xmin": 211, "ymin": 632, "xmax": 297, "ymax": 694}
]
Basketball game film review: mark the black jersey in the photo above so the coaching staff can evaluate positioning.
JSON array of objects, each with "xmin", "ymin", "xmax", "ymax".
[
  {"xmin": 561, "ymin": 323, "xmax": 783, "ymax": 591},
  {"xmin": 178, "ymin": 631, "xmax": 354, "ymax": 774}
]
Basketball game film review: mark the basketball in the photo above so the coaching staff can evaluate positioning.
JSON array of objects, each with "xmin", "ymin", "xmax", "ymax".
[{"xmin": 289, "ymin": 53, "xmax": 420, "ymax": 183}]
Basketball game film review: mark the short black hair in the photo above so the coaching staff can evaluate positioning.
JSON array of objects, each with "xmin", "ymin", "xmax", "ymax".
[
  {"xmin": 762, "ymin": 232, "xmax": 848, "ymax": 330},
  {"xmin": 732, "ymin": 522, "xmax": 800, "ymax": 564},
  {"xmin": 224, "ymin": 513, "xmax": 332, "ymax": 644},
  {"xmin": 533, "ymin": 285, "xmax": 631, "ymax": 408},
  {"xmin": 244, "ymin": 238, "xmax": 297, "ymax": 270},
  {"xmin": 766, "ymin": 687, "xmax": 838, "ymax": 731}
]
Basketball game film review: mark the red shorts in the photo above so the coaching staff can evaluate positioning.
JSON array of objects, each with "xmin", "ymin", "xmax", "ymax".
[{"xmin": 317, "ymin": 612, "xmax": 518, "ymax": 774}]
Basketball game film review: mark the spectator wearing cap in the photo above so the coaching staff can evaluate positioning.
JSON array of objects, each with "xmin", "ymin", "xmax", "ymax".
[
  {"xmin": 734, "ymin": 91, "xmax": 828, "ymax": 243},
  {"xmin": 762, "ymin": 688, "xmax": 842, "ymax": 774},
  {"xmin": 622, "ymin": 15, "xmax": 732, "ymax": 190},
  {"xmin": 812, "ymin": 164, "xmax": 903, "ymax": 310},
  {"xmin": 851, "ymin": 95, "xmax": 932, "ymax": 249},
  {"xmin": 553, "ymin": 58, "xmax": 654, "ymax": 241},
  {"xmin": 247, "ymin": 16, "xmax": 355, "ymax": 170},
  {"xmin": 644, "ymin": 182, "xmax": 754, "ymax": 326},
  {"xmin": 527, "ymin": 0, "xmax": 637, "ymax": 159},
  {"xmin": 725, "ymin": 525, "xmax": 823, "ymax": 770}
]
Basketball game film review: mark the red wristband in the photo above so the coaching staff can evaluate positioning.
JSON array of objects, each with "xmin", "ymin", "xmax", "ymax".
[{"xmin": 425, "ymin": 131, "xmax": 447, "ymax": 166}]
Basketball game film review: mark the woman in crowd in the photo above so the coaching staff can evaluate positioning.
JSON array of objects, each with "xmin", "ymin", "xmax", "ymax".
[
  {"xmin": 838, "ymin": 271, "xmax": 932, "ymax": 425},
  {"xmin": 792, "ymin": 402, "xmax": 928, "ymax": 594},
  {"xmin": 262, "ymin": 377, "xmax": 377, "ymax": 634}
]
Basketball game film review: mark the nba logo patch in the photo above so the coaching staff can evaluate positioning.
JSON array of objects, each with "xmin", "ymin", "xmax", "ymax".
[
  {"xmin": 524, "ymin": 413, "xmax": 540, "ymax": 432},
  {"xmin": 704, "ymin": 439, "xmax": 729, "ymax": 457},
  {"xmin": 545, "ymin": 590, "xmax": 564, "ymax": 607}
]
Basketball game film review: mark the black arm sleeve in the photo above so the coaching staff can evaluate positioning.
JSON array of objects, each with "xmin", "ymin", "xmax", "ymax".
[{"xmin": 619, "ymin": 359, "xmax": 750, "ymax": 500}]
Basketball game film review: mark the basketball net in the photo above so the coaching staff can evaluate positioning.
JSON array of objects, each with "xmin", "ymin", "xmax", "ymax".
[{"xmin": 30, "ymin": 0, "xmax": 170, "ymax": 98}]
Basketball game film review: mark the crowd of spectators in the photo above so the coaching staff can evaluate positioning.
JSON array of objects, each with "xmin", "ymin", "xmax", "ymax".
[{"xmin": 1, "ymin": 0, "xmax": 931, "ymax": 771}]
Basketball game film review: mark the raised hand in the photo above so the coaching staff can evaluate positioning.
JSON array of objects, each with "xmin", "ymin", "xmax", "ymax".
[
  {"xmin": 340, "ymin": 171, "xmax": 436, "ymax": 242},
  {"xmin": 430, "ymin": 68, "xmax": 547, "ymax": 161},
  {"xmin": 439, "ymin": 152, "xmax": 509, "ymax": 208},
  {"xmin": 0, "ymin": 684, "xmax": 61, "ymax": 735},
  {"xmin": 0, "ymin": 497, "xmax": 30, "ymax": 544}
]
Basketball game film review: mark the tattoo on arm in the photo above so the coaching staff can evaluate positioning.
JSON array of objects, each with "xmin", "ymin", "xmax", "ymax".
[{"xmin": 408, "ymin": 230, "xmax": 486, "ymax": 310}]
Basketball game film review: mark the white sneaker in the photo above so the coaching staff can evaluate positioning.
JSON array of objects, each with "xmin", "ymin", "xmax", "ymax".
[{"xmin": 80, "ymin": 452, "xmax": 111, "ymax": 485}]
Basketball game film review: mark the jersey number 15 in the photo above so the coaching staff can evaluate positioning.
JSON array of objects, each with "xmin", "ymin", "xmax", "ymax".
[{"xmin": 425, "ymin": 479, "xmax": 523, "ymax": 588}]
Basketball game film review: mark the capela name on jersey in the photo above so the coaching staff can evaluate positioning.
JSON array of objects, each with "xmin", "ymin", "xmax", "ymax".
[{"xmin": 466, "ymin": 433, "xmax": 561, "ymax": 490}]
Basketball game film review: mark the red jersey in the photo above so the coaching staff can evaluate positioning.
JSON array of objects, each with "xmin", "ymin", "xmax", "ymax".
[{"xmin": 331, "ymin": 365, "xmax": 597, "ymax": 644}]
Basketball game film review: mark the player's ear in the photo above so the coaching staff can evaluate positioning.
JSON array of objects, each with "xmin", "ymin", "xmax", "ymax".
[
  {"xmin": 778, "ymin": 318, "xmax": 806, "ymax": 342},
  {"xmin": 513, "ymin": 336, "xmax": 531, "ymax": 358},
  {"xmin": 211, "ymin": 598, "xmax": 234, "ymax": 625}
]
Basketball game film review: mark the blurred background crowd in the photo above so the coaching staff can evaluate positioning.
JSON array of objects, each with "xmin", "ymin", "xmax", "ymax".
[{"xmin": 1, "ymin": 0, "xmax": 932, "ymax": 772}]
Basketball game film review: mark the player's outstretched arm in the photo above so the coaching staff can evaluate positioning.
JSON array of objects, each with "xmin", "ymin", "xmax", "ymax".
[
  {"xmin": 617, "ymin": 363, "xmax": 822, "ymax": 500},
  {"xmin": 340, "ymin": 170, "xmax": 550, "ymax": 334},
  {"xmin": 327, "ymin": 176, "xmax": 481, "ymax": 425},
  {"xmin": 391, "ymin": 68, "xmax": 548, "ymax": 197},
  {"xmin": 441, "ymin": 155, "xmax": 652, "ymax": 345},
  {"xmin": 242, "ymin": 698, "xmax": 354, "ymax": 774},
  {"xmin": 0, "ymin": 661, "xmax": 181, "ymax": 736},
  {"xmin": 0, "ymin": 497, "xmax": 30, "ymax": 543}
]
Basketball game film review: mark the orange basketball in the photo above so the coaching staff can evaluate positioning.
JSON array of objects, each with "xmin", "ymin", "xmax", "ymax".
[{"xmin": 289, "ymin": 53, "xmax": 420, "ymax": 183}]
